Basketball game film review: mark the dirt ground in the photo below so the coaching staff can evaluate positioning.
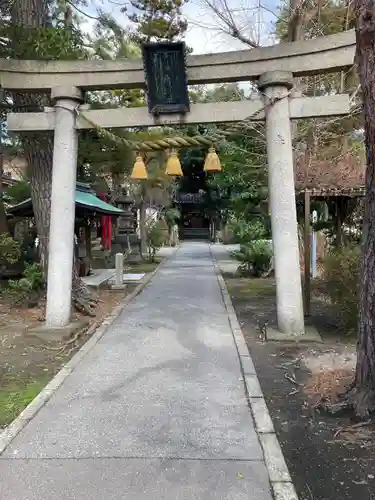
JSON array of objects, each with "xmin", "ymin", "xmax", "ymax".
[
  {"xmin": 0, "ymin": 254, "xmax": 164, "ymax": 430},
  {"xmin": 0, "ymin": 284, "xmax": 141, "ymax": 429},
  {"xmin": 226, "ymin": 276, "xmax": 375, "ymax": 500},
  {"xmin": 0, "ymin": 254, "xmax": 165, "ymax": 431}
]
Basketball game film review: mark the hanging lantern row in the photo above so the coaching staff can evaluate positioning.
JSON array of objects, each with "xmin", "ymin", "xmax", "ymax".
[{"xmin": 131, "ymin": 147, "xmax": 222, "ymax": 180}]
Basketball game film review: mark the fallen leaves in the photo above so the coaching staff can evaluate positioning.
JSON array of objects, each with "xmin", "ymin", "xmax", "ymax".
[
  {"xmin": 303, "ymin": 368, "xmax": 375, "ymax": 444},
  {"xmin": 303, "ymin": 368, "xmax": 354, "ymax": 405}
]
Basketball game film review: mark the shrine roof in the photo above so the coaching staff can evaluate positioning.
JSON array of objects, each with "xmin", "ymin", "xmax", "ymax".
[
  {"xmin": 7, "ymin": 183, "xmax": 124, "ymax": 217},
  {"xmin": 294, "ymin": 151, "xmax": 365, "ymax": 196}
]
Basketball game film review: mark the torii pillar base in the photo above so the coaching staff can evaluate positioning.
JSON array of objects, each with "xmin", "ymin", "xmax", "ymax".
[{"xmin": 28, "ymin": 320, "xmax": 88, "ymax": 342}]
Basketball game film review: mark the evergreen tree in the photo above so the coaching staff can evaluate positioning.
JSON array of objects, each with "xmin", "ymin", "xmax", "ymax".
[
  {"xmin": 8, "ymin": 0, "xmax": 85, "ymax": 276},
  {"xmin": 332, "ymin": 0, "xmax": 375, "ymax": 418},
  {"xmin": 125, "ymin": 0, "xmax": 188, "ymax": 43}
]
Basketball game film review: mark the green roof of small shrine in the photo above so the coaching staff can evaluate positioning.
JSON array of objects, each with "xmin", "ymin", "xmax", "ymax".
[{"xmin": 7, "ymin": 183, "xmax": 124, "ymax": 218}]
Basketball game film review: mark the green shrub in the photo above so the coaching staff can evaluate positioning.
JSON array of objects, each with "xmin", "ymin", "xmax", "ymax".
[
  {"xmin": 23, "ymin": 263, "xmax": 44, "ymax": 290},
  {"xmin": 321, "ymin": 244, "xmax": 360, "ymax": 331},
  {"xmin": 0, "ymin": 234, "xmax": 21, "ymax": 268},
  {"xmin": 7, "ymin": 277, "xmax": 33, "ymax": 295},
  {"xmin": 146, "ymin": 219, "xmax": 168, "ymax": 261},
  {"xmin": 164, "ymin": 207, "xmax": 180, "ymax": 229},
  {"xmin": 6, "ymin": 263, "xmax": 44, "ymax": 306},
  {"xmin": 229, "ymin": 219, "xmax": 268, "ymax": 245},
  {"xmin": 233, "ymin": 240, "xmax": 272, "ymax": 277}
]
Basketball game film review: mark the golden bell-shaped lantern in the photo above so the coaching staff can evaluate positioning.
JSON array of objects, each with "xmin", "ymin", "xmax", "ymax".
[
  {"xmin": 131, "ymin": 155, "xmax": 148, "ymax": 180},
  {"xmin": 203, "ymin": 147, "xmax": 222, "ymax": 172},
  {"xmin": 165, "ymin": 150, "xmax": 183, "ymax": 177}
]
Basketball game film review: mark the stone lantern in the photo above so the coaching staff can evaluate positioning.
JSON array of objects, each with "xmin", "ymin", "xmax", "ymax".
[
  {"xmin": 112, "ymin": 195, "xmax": 139, "ymax": 256},
  {"xmin": 115, "ymin": 195, "xmax": 136, "ymax": 238}
]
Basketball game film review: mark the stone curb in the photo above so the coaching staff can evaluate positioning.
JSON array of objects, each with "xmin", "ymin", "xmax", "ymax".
[
  {"xmin": 0, "ymin": 247, "xmax": 177, "ymax": 456},
  {"xmin": 209, "ymin": 244, "xmax": 299, "ymax": 500}
]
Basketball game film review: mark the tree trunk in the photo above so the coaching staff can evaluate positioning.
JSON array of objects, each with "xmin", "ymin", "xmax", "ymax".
[
  {"xmin": 0, "ymin": 151, "xmax": 10, "ymax": 235},
  {"xmin": 287, "ymin": 0, "xmax": 305, "ymax": 142},
  {"xmin": 10, "ymin": 0, "xmax": 53, "ymax": 274},
  {"xmin": 0, "ymin": 88, "xmax": 9, "ymax": 234},
  {"xmin": 349, "ymin": 0, "xmax": 375, "ymax": 417},
  {"xmin": 71, "ymin": 258, "xmax": 96, "ymax": 316},
  {"xmin": 23, "ymin": 135, "xmax": 53, "ymax": 274},
  {"xmin": 111, "ymin": 172, "xmax": 122, "ymax": 202},
  {"xmin": 335, "ymin": 201, "xmax": 344, "ymax": 248},
  {"xmin": 320, "ymin": 0, "xmax": 375, "ymax": 419},
  {"xmin": 139, "ymin": 200, "xmax": 147, "ymax": 255},
  {"xmin": 10, "ymin": 0, "xmax": 96, "ymax": 315}
]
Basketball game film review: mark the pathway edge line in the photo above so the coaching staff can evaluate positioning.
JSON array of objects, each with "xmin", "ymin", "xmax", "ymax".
[
  {"xmin": 209, "ymin": 244, "xmax": 299, "ymax": 500},
  {"xmin": 0, "ymin": 247, "xmax": 178, "ymax": 456}
]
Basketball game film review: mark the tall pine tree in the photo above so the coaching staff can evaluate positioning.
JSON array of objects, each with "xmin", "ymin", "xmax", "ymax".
[
  {"xmin": 126, "ymin": 0, "xmax": 188, "ymax": 43},
  {"xmin": 7, "ymin": 0, "xmax": 101, "ymax": 314}
]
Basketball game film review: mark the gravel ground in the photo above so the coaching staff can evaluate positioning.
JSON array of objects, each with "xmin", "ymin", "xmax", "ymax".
[{"xmin": 226, "ymin": 276, "xmax": 375, "ymax": 500}]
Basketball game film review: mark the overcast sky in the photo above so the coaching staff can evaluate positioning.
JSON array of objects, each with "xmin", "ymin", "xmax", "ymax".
[{"xmin": 83, "ymin": 0, "xmax": 280, "ymax": 54}]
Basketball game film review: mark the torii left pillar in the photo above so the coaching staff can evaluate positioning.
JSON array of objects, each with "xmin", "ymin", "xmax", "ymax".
[{"xmin": 45, "ymin": 85, "xmax": 84, "ymax": 328}]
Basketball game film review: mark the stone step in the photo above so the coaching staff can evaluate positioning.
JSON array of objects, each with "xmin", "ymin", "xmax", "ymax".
[
  {"xmin": 82, "ymin": 269, "xmax": 115, "ymax": 289},
  {"xmin": 108, "ymin": 272, "xmax": 146, "ymax": 285},
  {"xmin": 180, "ymin": 228, "xmax": 210, "ymax": 240}
]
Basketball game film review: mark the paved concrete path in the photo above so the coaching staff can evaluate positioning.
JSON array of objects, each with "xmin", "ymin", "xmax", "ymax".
[{"xmin": 0, "ymin": 242, "xmax": 275, "ymax": 500}]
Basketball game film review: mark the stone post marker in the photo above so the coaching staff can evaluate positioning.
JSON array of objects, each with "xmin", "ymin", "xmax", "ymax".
[
  {"xmin": 45, "ymin": 85, "xmax": 84, "ymax": 328},
  {"xmin": 111, "ymin": 253, "xmax": 126, "ymax": 291},
  {"xmin": 258, "ymin": 71, "xmax": 305, "ymax": 336},
  {"xmin": 115, "ymin": 253, "xmax": 124, "ymax": 286}
]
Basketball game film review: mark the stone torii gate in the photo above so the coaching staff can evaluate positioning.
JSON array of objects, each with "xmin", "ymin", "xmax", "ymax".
[{"xmin": 3, "ymin": 30, "xmax": 356, "ymax": 338}]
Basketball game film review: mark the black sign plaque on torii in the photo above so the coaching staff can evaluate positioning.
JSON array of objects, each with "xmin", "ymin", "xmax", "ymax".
[{"xmin": 142, "ymin": 42, "xmax": 190, "ymax": 116}]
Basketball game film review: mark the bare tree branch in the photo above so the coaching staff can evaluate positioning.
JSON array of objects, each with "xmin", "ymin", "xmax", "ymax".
[{"xmin": 189, "ymin": 0, "xmax": 266, "ymax": 48}]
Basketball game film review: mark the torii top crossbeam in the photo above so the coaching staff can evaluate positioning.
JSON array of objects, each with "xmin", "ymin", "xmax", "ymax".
[{"xmin": 0, "ymin": 30, "xmax": 355, "ymax": 92}]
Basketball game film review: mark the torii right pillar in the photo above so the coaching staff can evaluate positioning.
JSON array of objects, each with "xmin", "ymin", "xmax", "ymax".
[{"xmin": 258, "ymin": 71, "xmax": 307, "ymax": 339}]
